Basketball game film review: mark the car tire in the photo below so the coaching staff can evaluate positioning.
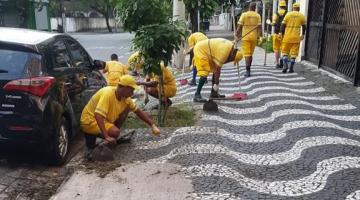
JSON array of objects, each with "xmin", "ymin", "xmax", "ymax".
[{"xmin": 48, "ymin": 116, "xmax": 70, "ymax": 165}]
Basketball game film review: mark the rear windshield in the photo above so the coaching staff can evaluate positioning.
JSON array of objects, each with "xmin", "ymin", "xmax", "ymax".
[{"xmin": 0, "ymin": 49, "xmax": 43, "ymax": 76}]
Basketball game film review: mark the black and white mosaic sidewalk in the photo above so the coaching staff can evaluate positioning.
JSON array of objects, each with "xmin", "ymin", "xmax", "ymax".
[{"xmin": 119, "ymin": 48, "xmax": 360, "ymax": 199}]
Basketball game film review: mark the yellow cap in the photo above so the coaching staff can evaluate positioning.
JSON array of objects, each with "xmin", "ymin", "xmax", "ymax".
[
  {"xmin": 118, "ymin": 75, "xmax": 139, "ymax": 90},
  {"xmin": 293, "ymin": 2, "xmax": 300, "ymax": 8},
  {"xmin": 234, "ymin": 50, "xmax": 243, "ymax": 65},
  {"xmin": 279, "ymin": 0, "xmax": 286, "ymax": 7}
]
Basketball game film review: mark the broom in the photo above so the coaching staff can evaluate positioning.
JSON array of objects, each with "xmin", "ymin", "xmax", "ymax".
[
  {"xmin": 179, "ymin": 60, "xmax": 188, "ymax": 85},
  {"xmin": 229, "ymin": 5, "xmax": 247, "ymax": 101}
]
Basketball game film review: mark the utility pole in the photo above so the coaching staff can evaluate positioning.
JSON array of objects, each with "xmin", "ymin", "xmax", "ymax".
[
  {"xmin": 287, "ymin": 0, "xmax": 292, "ymax": 12},
  {"xmin": 172, "ymin": 0, "xmax": 186, "ymax": 69},
  {"xmin": 59, "ymin": 0, "xmax": 66, "ymax": 33},
  {"xmin": 272, "ymin": 0, "xmax": 278, "ymax": 34},
  {"xmin": 262, "ymin": 0, "xmax": 266, "ymax": 34}
]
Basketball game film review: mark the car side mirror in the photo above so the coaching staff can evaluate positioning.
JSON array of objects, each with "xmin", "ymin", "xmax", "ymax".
[{"xmin": 91, "ymin": 60, "xmax": 105, "ymax": 71}]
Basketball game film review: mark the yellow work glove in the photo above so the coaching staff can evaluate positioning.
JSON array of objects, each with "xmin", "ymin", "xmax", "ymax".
[
  {"xmin": 277, "ymin": 34, "xmax": 283, "ymax": 40},
  {"xmin": 151, "ymin": 124, "xmax": 161, "ymax": 136}
]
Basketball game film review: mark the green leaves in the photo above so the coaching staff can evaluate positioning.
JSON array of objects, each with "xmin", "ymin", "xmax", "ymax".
[
  {"xmin": 116, "ymin": 0, "xmax": 170, "ymax": 32},
  {"xmin": 132, "ymin": 21, "xmax": 187, "ymax": 76}
]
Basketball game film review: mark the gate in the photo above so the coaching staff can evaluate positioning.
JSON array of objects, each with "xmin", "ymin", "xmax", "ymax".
[{"xmin": 305, "ymin": 0, "xmax": 360, "ymax": 85}]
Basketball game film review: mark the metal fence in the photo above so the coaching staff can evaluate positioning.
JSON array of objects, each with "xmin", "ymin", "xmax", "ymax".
[{"xmin": 305, "ymin": 0, "xmax": 360, "ymax": 85}]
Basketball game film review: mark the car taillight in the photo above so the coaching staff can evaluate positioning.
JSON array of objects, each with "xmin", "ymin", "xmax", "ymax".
[{"xmin": 3, "ymin": 76, "xmax": 55, "ymax": 97}]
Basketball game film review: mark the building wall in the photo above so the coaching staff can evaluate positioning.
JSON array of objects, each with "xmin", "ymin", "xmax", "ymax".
[
  {"xmin": 298, "ymin": 0, "xmax": 309, "ymax": 61},
  {"xmin": 50, "ymin": 17, "xmax": 118, "ymax": 32}
]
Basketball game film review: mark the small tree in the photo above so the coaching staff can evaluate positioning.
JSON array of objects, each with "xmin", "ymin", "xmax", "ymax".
[
  {"xmin": 133, "ymin": 22, "xmax": 186, "ymax": 124},
  {"xmin": 116, "ymin": 0, "xmax": 169, "ymax": 32},
  {"xmin": 116, "ymin": 0, "xmax": 187, "ymax": 125}
]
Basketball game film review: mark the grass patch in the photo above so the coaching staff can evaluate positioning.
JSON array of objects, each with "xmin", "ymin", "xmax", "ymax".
[
  {"xmin": 123, "ymin": 103, "xmax": 197, "ymax": 129},
  {"xmin": 257, "ymin": 37, "xmax": 274, "ymax": 53}
]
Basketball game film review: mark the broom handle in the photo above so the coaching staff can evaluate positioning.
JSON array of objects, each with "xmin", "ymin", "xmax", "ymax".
[{"xmin": 236, "ymin": 62, "xmax": 241, "ymax": 91}]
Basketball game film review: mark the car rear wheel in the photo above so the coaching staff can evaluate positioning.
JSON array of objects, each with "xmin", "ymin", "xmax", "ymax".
[{"xmin": 48, "ymin": 117, "xmax": 70, "ymax": 165}]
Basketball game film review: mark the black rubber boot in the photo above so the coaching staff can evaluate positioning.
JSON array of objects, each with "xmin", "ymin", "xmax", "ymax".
[
  {"xmin": 244, "ymin": 69, "xmax": 251, "ymax": 77},
  {"xmin": 188, "ymin": 79, "xmax": 197, "ymax": 86},
  {"xmin": 193, "ymin": 94, "xmax": 207, "ymax": 103},
  {"xmin": 282, "ymin": 61, "xmax": 288, "ymax": 73},
  {"xmin": 279, "ymin": 58, "xmax": 284, "ymax": 68},
  {"xmin": 210, "ymin": 90, "xmax": 225, "ymax": 98},
  {"xmin": 289, "ymin": 61, "xmax": 295, "ymax": 73}
]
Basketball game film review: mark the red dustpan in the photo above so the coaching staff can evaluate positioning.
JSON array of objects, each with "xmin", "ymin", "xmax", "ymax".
[
  {"xmin": 179, "ymin": 79, "xmax": 188, "ymax": 85},
  {"xmin": 231, "ymin": 63, "xmax": 247, "ymax": 101},
  {"xmin": 230, "ymin": 92, "xmax": 247, "ymax": 100}
]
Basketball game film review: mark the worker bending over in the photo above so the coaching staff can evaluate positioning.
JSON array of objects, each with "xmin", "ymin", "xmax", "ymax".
[
  {"xmin": 185, "ymin": 32, "xmax": 208, "ymax": 86},
  {"xmin": 193, "ymin": 38, "xmax": 243, "ymax": 102}
]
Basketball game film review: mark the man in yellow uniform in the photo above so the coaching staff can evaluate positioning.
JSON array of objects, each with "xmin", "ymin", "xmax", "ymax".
[
  {"xmin": 235, "ymin": 2, "xmax": 262, "ymax": 77},
  {"xmin": 280, "ymin": 3, "xmax": 306, "ymax": 73},
  {"xmin": 185, "ymin": 32, "xmax": 208, "ymax": 86},
  {"xmin": 137, "ymin": 62, "xmax": 177, "ymax": 109},
  {"xmin": 80, "ymin": 75, "xmax": 160, "ymax": 159},
  {"xmin": 103, "ymin": 54, "xmax": 128, "ymax": 86},
  {"xmin": 127, "ymin": 51, "xmax": 144, "ymax": 76},
  {"xmin": 193, "ymin": 38, "xmax": 243, "ymax": 102},
  {"xmin": 272, "ymin": 0, "xmax": 287, "ymax": 69}
]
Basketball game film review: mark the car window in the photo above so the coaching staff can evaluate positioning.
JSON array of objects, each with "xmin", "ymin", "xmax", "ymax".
[
  {"xmin": 26, "ymin": 54, "xmax": 44, "ymax": 77},
  {"xmin": 51, "ymin": 39, "xmax": 73, "ymax": 69},
  {"xmin": 65, "ymin": 39, "xmax": 91, "ymax": 68},
  {"xmin": 0, "ymin": 49, "xmax": 38, "ymax": 75}
]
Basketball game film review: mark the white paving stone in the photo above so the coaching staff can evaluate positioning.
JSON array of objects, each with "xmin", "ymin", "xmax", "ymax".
[
  {"xmin": 192, "ymin": 192, "xmax": 241, "ymax": 200},
  {"xmin": 184, "ymin": 156, "xmax": 360, "ymax": 197},
  {"xmin": 219, "ymin": 100, "xmax": 356, "ymax": 114},
  {"xmin": 175, "ymin": 87, "xmax": 325, "ymax": 100},
  {"xmin": 136, "ymin": 121, "xmax": 360, "ymax": 150},
  {"xmin": 177, "ymin": 80, "xmax": 314, "ymax": 92},
  {"xmin": 148, "ymin": 137, "xmax": 360, "ymax": 166},
  {"xmin": 346, "ymin": 190, "xmax": 360, "ymax": 200},
  {"xmin": 203, "ymin": 109, "xmax": 360, "ymax": 126}
]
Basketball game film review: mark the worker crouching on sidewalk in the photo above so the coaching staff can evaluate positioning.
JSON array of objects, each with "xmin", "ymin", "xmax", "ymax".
[
  {"xmin": 193, "ymin": 38, "xmax": 243, "ymax": 103},
  {"xmin": 80, "ymin": 75, "xmax": 160, "ymax": 160},
  {"xmin": 185, "ymin": 32, "xmax": 208, "ymax": 86},
  {"xmin": 137, "ymin": 62, "xmax": 177, "ymax": 109}
]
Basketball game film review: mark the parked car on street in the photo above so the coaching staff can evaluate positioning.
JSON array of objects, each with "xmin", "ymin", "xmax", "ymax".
[{"xmin": 0, "ymin": 28, "xmax": 106, "ymax": 165}]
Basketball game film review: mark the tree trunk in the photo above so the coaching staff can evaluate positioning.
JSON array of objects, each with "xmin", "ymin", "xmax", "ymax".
[
  {"xmin": 104, "ymin": 14, "xmax": 112, "ymax": 33},
  {"xmin": 190, "ymin": 9, "xmax": 198, "ymax": 32}
]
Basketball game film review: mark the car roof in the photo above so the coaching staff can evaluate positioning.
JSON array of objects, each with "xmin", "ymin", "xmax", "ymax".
[{"xmin": 0, "ymin": 27, "xmax": 60, "ymax": 45}]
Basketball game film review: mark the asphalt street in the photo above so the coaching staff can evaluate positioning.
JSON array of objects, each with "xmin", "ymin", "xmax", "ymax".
[{"xmin": 70, "ymin": 32, "xmax": 135, "ymax": 63}]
